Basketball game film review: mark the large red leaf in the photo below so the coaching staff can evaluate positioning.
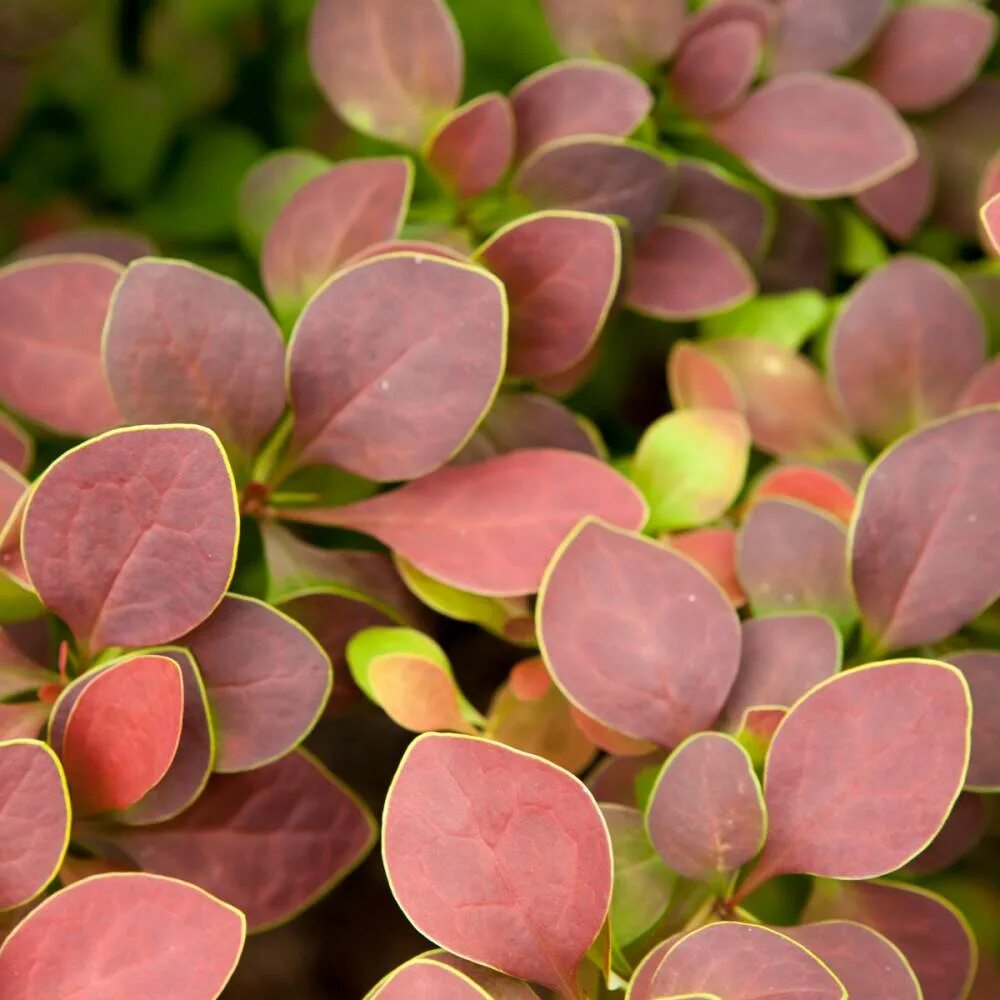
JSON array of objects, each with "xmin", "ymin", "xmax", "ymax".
[
  {"xmin": 828, "ymin": 256, "xmax": 985, "ymax": 446},
  {"xmin": 22, "ymin": 426, "xmax": 238, "ymax": 652},
  {"xmin": 737, "ymin": 499, "xmax": 856, "ymax": 630},
  {"xmin": 281, "ymin": 449, "xmax": 647, "ymax": 596},
  {"xmin": 540, "ymin": 0, "xmax": 685, "ymax": 68},
  {"xmin": 646, "ymin": 732, "xmax": 764, "ymax": 883},
  {"xmin": 286, "ymin": 253, "xmax": 505, "ymax": 482},
  {"xmin": 671, "ymin": 159, "xmax": 771, "ymax": 261},
  {"xmin": 702, "ymin": 339, "xmax": 857, "ymax": 458},
  {"xmin": 804, "ymin": 879, "xmax": 976, "ymax": 1000},
  {"xmin": 0, "ymin": 255, "xmax": 121, "ymax": 436},
  {"xmin": 182, "ymin": 594, "xmax": 331, "ymax": 772},
  {"xmin": 308, "ymin": 0, "xmax": 462, "ymax": 147},
  {"xmin": 770, "ymin": 0, "xmax": 889, "ymax": 74},
  {"xmin": 721, "ymin": 613, "xmax": 841, "ymax": 729},
  {"xmin": 511, "ymin": 137, "xmax": 673, "ymax": 237},
  {"xmin": 426, "ymin": 951, "xmax": 541, "ymax": 1000},
  {"xmin": 648, "ymin": 922, "xmax": 845, "ymax": 999},
  {"xmin": 382, "ymin": 733, "xmax": 612, "ymax": 996},
  {"xmin": 854, "ymin": 137, "xmax": 935, "ymax": 242},
  {"xmin": 369, "ymin": 959, "xmax": 491, "ymax": 999},
  {"xmin": 947, "ymin": 651, "xmax": 1000, "ymax": 791},
  {"xmin": 538, "ymin": 520, "xmax": 740, "ymax": 745},
  {"xmin": 0, "ymin": 414, "xmax": 32, "ymax": 474},
  {"xmin": 476, "ymin": 211, "xmax": 620, "ymax": 378},
  {"xmin": 860, "ymin": 3, "xmax": 997, "ymax": 113},
  {"xmin": 262, "ymin": 158, "xmax": 413, "ymax": 323},
  {"xmin": 784, "ymin": 921, "xmax": 921, "ymax": 1000},
  {"xmin": 85, "ymin": 750, "xmax": 375, "ymax": 931},
  {"xmin": 103, "ymin": 259, "xmax": 286, "ymax": 463},
  {"xmin": 850, "ymin": 409, "xmax": 1000, "ymax": 652},
  {"xmin": 0, "ymin": 873, "xmax": 245, "ymax": 999},
  {"xmin": 121, "ymin": 649, "xmax": 214, "ymax": 824},
  {"xmin": 672, "ymin": 21, "xmax": 762, "ymax": 119},
  {"xmin": 711, "ymin": 73, "xmax": 915, "ymax": 198},
  {"xmin": 0, "ymin": 739, "xmax": 69, "ymax": 909},
  {"xmin": 425, "ymin": 94, "xmax": 514, "ymax": 201},
  {"xmin": 61, "ymin": 653, "xmax": 183, "ymax": 816},
  {"xmin": 627, "ymin": 218, "xmax": 756, "ymax": 320},
  {"xmin": 511, "ymin": 60, "xmax": 651, "ymax": 161},
  {"xmin": 736, "ymin": 660, "xmax": 970, "ymax": 900}
]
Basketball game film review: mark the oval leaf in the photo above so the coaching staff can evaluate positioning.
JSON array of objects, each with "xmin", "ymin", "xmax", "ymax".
[
  {"xmin": 62, "ymin": 653, "xmax": 183, "ymax": 816},
  {"xmin": 0, "ymin": 873, "xmax": 245, "ymax": 999},
  {"xmin": 663, "ymin": 528, "xmax": 745, "ymax": 607},
  {"xmin": 538, "ymin": 520, "xmax": 741, "ymax": 745},
  {"xmin": 667, "ymin": 341, "xmax": 743, "ymax": 412},
  {"xmin": 627, "ymin": 218, "xmax": 757, "ymax": 320},
  {"xmin": 0, "ymin": 740, "xmax": 69, "ymax": 910},
  {"xmin": 426, "ymin": 94, "xmax": 514, "ymax": 201},
  {"xmin": 646, "ymin": 732, "xmax": 765, "ymax": 884},
  {"xmin": 371, "ymin": 959, "xmax": 491, "ymax": 1000},
  {"xmin": 855, "ymin": 138, "xmax": 935, "ymax": 242},
  {"xmin": 0, "ymin": 256, "xmax": 121, "ymax": 436},
  {"xmin": 287, "ymin": 253, "xmax": 506, "ymax": 482},
  {"xmin": 308, "ymin": 0, "xmax": 462, "ymax": 147},
  {"xmin": 737, "ymin": 660, "xmax": 971, "ymax": 898},
  {"xmin": 382, "ymin": 733, "xmax": 612, "ymax": 996},
  {"xmin": 86, "ymin": 750, "xmax": 375, "ymax": 931},
  {"xmin": 829, "ymin": 256, "xmax": 985, "ymax": 446},
  {"xmin": 672, "ymin": 21, "xmax": 762, "ymax": 119},
  {"xmin": 22, "ymin": 426, "xmax": 238, "ymax": 652},
  {"xmin": 426, "ymin": 951, "xmax": 542, "ymax": 1000},
  {"xmin": 282, "ymin": 449, "xmax": 647, "ymax": 596},
  {"xmin": 512, "ymin": 137, "xmax": 673, "ymax": 237},
  {"xmin": 262, "ymin": 158, "xmax": 413, "ymax": 324},
  {"xmin": 860, "ymin": 3, "xmax": 997, "ymax": 114},
  {"xmin": 771, "ymin": 0, "xmax": 889, "ymax": 74},
  {"xmin": 710, "ymin": 73, "xmax": 915, "ymax": 198},
  {"xmin": 748, "ymin": 464, "xmax": 855, "ymax": 525},
  {"xmin": 476, "ymin": 211, "xmax": 620, "ymax": 379},
  {"xmin": 947, "ymin": 650, "xmax": 1000, "ymax": 791},
  {"xmin": 511, "ymin": 60, "xmax": 651, "ymax": 161},
  {"xmin": 850, "ymin": 409, "xmax": 1000, "ymax": 652},
  {"xmin": 103, "ymin": 259, "xmax": 286, "ymax": 462}
]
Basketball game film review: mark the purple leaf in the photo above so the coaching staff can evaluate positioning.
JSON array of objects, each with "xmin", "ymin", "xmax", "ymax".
[
  {"xmin": 946, "ymin": 651, "xmax": 1000, "ymax": 791},
  {"xmin": 854, "ymin": 137, "xmax": 935, "ymax": 242},
  {"xmin": 771, "ymin": 0, "xmax": 889, "ymax": 74},
  {"xmin": 672, "ymin": 21, "xmax": 762, "ymax": 119}
]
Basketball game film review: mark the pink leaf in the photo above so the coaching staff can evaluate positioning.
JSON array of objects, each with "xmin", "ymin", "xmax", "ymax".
[
  {"xmin": 854, "ymin": 137, "xmax": 935, "ymax": 242},
  {"xmin": 370, "ymin": 959, "xmax": 491, "ymax": 999},
  {"xmin": 771, "ymin": 0, "xmax": 889, "ymax": 74},
  {"xmin": 12, "ymin": 229, "xmax": 156, "ymax": 265},
  {"xmin": 947, "ymin": 651, "xmax": 1000, "ymax": 791},
  {"xmin": 672, "ymin": 21, "xmax": 762, "ymax": 119},
  {"xmin": 0, "ymin": 414, "xmax": 31, "ymax": 474}
]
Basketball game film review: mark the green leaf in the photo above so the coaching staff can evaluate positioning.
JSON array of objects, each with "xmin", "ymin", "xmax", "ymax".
[
  {"xmin": 700, "ymin": 291, "xmax": 831, "ymax": 351},
  {"xmin": 835, "ymin": 204, "xmax": 889, "ymax": 276}
]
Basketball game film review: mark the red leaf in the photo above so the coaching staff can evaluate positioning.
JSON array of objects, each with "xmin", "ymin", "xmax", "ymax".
[
  {"xmin": 308, "ymin": 0, "xmax": 462, "ymax": 147},
  {"xmin": 0, "ymin": 413, "xmax": 31, "ymax": 474},
  {"xmin": 947, "ymin": 651, "xmax": 1000, "ymax": 791},
  {"xmin": 61, "ymin": 653, "xmax": 183, "ymax": 815},
  {"xmin": 672, "ymin": 159, "xmax": 771, "ymax": 261},
  {"xmin": 854, "ymin": 137, "xmax": 935, "ymax": 242},
  {"xmin": 860, "ymin": 3, "xmax": 997, "ymax": 113},
  {"xmin": 672, "ymin": 21, "xmax": 762, "ymax": 119},
  {"xmin": 0, "ymin": 740, "xmax": 69, "ymax": 909},
  {"xmin": 281, "ymin": 449, "xmax": 647, "ymax": 596},
  {"xmin": 511, "ymin": 137, "xmax": 674, "ymax": 236},
  {"xmin": 476, "ymin": 211, "xmax": 620, "ymax": 378},
  {"xmin": 0, "ymin": 704, "xmax": 49, "ymax": 741},
  {"xmin": 538, "ymin": 520, "xmax": 740, "ymax": 745},
  {"xmin": 426, "ymin": 951, "xmax": 541, "ymax": 1000},
  {"xmin": 711, "ymin": 73, "xmax": 915, "ymax": 198},
  {"xmin": 646, "ymin": 732, "xmax": 764, "ymax": 882},
  {"xmin": 371, "ymin": 959, "xmax": 492, "ymax": 999},
  {"xmin": 667, "ymin": 341, "xmax": 743, "ymax": 411},
  {"xmin": 0, "ymin": 462, "xmax": 26, "ymax": 530},
  {"xmin": 0, "ymin": 873, "xmax": 246, "ymax": 999},
  {"xmin": 0, "ymin": 256, "xmax": 121, "ymax": 436},
  {"xmin": 182, "ymin": 595, "xmax": 331, "ymax": 772},
  {"xmin": 426, "ymin": 94, "xmax": 514, "ymax": 200},
  {"xmin": 627, "ymin": 218, "xmax": 756, "ymax": 320},
  {"xmin": 85, "ymin": 750, "xmax": 375, "ymax": 931},
  {"xmin": 907, "ymin": 791, "xmax": 987, "ymax": 875},
  {"xmin": 738, "ymin": 499, "xmax": 856, "ymax": 630},
  {"xmin": 829, "ymin": 256, "xmax": 985, "ymax": 446},
  {"xmin": 748, "ymin": 464, "xmax": 855, "ymax": 524},
  {"xmin": 12, "ymin": 229, "xmax": 156, "ymax": 265},
  {"xmin": 851, "ymin": 409, "xmax": 1000, "ymax": 652},
  {"xmin": 738, "ymin": 660, "xmax": 970, "ymax": 898},
  {"xmin": 540, "ymin": 0, "xmax": 685, "ymax": 68},
  {"xmin": 511, "ymin": 60, "xmax": 651, "ymax": 161},
  {"xmin": 383, "ymin": 733, "xmax": 612, "ymax": 996},
  {"xmin": 663, "ymin": 528, "xmax": 745, "ymax": 607},
  {"xmin": 22, "ymin": 426, "xmax": 238, "ymax": 652},
  {"xmin": 804, "ymin": 879, "xmax": 976, "ymax": 1000},
  {"xmin": 286, "ymin": 253, "xmax": 505, "ymax": 482},
  {"xmin": 721, "ymin": 613, "xmax": 841, "ymax": 729},
  {"xmin": 649, "ymin": 922, "xmax": 844, "ymax": 999},
  {"xmin": 262, "ymin": 158, "xmax": 413, "ymax": 323},
  {"xmin": 784, "ymin": 921, "xmax": 921, "ymax": 1000},
  {"xmin": 771, "ymin": 0, "xmax": 889, "ymax": 74},
  {"xmin": 103, "ymin": 259, "xmax": 286, "ymax": 462}
]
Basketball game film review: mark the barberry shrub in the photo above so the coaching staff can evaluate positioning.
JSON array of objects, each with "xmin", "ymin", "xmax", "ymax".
[{"xmin": 0, "ymin": 0, "xmax": 999, "ymax": 996}]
